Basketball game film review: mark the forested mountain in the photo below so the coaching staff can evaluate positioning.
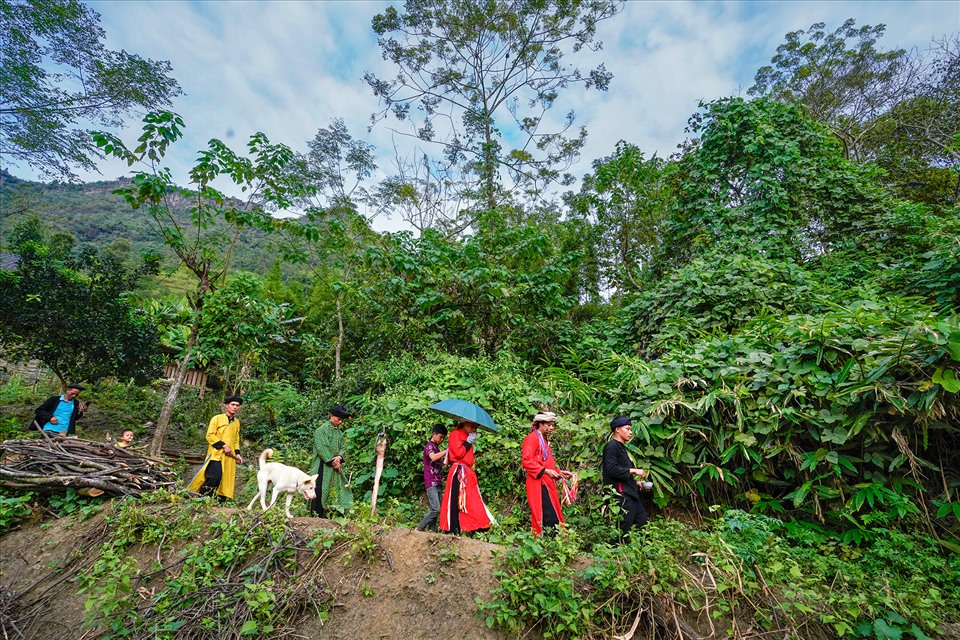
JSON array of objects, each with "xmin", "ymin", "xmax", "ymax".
[{"xmin": 0, "ymin": 169, "xmax": 287, "ymax": 275}]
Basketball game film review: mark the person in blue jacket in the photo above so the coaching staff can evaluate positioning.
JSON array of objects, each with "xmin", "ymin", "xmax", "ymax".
[{"xmin": 33, "ymin": 384, "xmax": 88, "ymax": 435}]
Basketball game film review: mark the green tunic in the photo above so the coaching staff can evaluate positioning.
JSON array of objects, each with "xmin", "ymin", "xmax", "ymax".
[{"xmin": 309, "ymin": 419, "xmax": 353, "ymax": 514}]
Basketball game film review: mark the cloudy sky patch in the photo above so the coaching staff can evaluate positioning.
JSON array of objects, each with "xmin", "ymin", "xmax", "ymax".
[{"xmin": 7, "ymin": 0, "xmax": 957, "ymax": 231}]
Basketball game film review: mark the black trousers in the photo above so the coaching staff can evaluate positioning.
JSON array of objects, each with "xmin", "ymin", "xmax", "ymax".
[
  {"xmin": 309, "ymin": 469, "xmax": 325, "ymax": 517},
  {"xmin": 541, "ymin": 485, "xmax": 561, "ymax": 532},
  {"xmin": 445, "ymin": 474, "xmax": 462, "ymax": 534},
  {"xmin": 200, "ymin": 460, "xmax": 226, "ymax": 503},
  {"xmin": 619, "ymin": 493, "xmax": 648, "ymax": 536}
]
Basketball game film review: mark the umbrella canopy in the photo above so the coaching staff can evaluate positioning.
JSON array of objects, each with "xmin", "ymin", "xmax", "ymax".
[{"xmin": 428, "ymin": 399, "xmax": 499, "ymax": 433}]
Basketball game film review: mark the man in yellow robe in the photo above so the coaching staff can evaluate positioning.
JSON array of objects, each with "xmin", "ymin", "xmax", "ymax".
[{"xmin": 188, "ymin": 396, "xmax": 244, "ymax": 501}]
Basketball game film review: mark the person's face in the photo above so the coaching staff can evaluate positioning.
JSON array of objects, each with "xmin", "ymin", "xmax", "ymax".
[
  {"xmin": 120, "ymin": 430, "xmax": 134, "ymax": 444},
  {"xmin": 330, "ymin": 415, "xmax": 343, "ymax": 427},
  {"xmin": 538, "ymin": 421, "xmax": 556, "ymax": 437},
  {"xmin": 65, "ymin": 388, "xmax": 81, "ymax": 401},
  {"xmin": 431, "ymin": 432, "xmax": 445, "ymax": 444},
  {"xmin": 615, "ymin": 424, "xmax": 633, "ymax": 442},
  {"xmin": 225, "ymin": 401, "xmax": 242, "ymax": 417},
  {"xmin": 462, "ymin": 422, "xmax": 477, "ymax": 434}
]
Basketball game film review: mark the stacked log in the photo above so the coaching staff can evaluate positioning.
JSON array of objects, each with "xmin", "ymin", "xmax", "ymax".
[{"xmin": 0, "ymin": 435, "xmax": 177, "ymax": 496}]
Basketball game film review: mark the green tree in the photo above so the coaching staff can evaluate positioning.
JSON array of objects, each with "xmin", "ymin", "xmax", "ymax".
[
  {"xmin": 358, "ymin": 225, "xmax": 578, "ymax": 362},
  {"xmin": 0, "ymin": 0, "xmax": 182, "ymax": 180},
  {"xmin": 749, "ymin": 19, "xmax": 915, "ymax": 163},
  {"xmin": 365, "ymin": 0, "xmax": 623, "ymax": 218},
  {"xmin": 6, "ymin": 213, "xmax": 45, "ymax": 248},
  {"xmin": 749, "ymin": 20, "xmax": 959, "ymax": 206},
  {"xmin": 0, "ymin": 243, "xmax": 162, "ymax": 384},
  {"xmin": 657, "ymin": 98, "xmax": 890, "ymax": 273},
  {"xmin": 568, "ymin": 141, "xmax": 671, "ymax": 294},
  {"xmin": 95, "ymin": 111, "xmax": 310, "ymax": 455},
  {"xmin": 872, "ymin": 35, "xmax": 960, "ymax": 205},
  {"xmin": 194, "ymin": 273, "xmax": 295, "ymax": 393},
  {"xmin": 291, "ymin": 119, "xmax": 382, "ymax": 380}
]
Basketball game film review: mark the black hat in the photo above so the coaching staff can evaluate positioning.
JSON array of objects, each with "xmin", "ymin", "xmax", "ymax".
[
  {"xmin": 66, "ymin": 383, "xmax": 85, "ymax": 391},
  {"xmin": 224, "ymin": 395, "xmax": 243, "ymax": 405},
  {"xmin": 610, "ymin": 415, "xmax": 632, "ymax": 430},
  {"xmin": 329, "ymin": 405, "xmax": 352, "ymax": 419}
]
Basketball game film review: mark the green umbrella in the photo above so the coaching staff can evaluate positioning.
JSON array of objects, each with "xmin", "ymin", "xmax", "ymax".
[{"xmin": 428, "ymin": 399, "xmax": 499, "ymax": 433}]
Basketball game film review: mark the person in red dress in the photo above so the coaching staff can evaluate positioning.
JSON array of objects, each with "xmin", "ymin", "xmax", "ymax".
[
  {"xmin": 521, "ymin": 411, "xmax": 573, "ymax": 536},
  {"xmin": 439, "ymin": 421, "xmax": 494, "ymax": 534}
]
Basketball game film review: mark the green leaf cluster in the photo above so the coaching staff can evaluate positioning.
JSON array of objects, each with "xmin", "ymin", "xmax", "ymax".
[{"xmin": 482, "ymin": 510, "xmax": 960, "ymax": 640}]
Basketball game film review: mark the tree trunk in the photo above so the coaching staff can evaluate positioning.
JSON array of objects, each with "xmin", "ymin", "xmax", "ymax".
[
  {"xmin": 334, "ymin": 294, "xmax": 344, "ymax": 380},
  {"xmin": 149, "ymin": 329, "xmax": 197, "ymax": 458},
  {"xmin": 484, "ymin": 116, "xmax": 496, "ymax": 212}
]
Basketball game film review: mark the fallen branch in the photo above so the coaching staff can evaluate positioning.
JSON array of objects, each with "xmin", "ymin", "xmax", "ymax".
[{"xmin": 0, "ymin": 436, "xmax": 177, "ymax": 497}]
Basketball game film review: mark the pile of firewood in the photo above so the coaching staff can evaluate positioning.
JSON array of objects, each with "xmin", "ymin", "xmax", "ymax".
[{"xmin": 0, "ymin": 435, "xmax": 177, "ymax": 497}]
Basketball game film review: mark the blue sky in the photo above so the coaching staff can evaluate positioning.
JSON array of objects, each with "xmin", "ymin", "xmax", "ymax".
[{"xmin": 9, "ymin": 0, "xmax": 959, "ymax": 231}]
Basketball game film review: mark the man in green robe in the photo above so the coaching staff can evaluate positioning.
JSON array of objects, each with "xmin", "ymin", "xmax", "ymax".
[{"xmin": 309, "ymin": 405, "xmax": 354, "ymax": 517}]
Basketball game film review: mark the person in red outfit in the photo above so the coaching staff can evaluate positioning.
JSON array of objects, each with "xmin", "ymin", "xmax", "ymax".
[
  {"xmin": 439, "ymin": 421, "xmax": 494, "ymax": 534},
  {"xmin": 521, "ymin": 411, "xmax": 573, "ymax": 536}
]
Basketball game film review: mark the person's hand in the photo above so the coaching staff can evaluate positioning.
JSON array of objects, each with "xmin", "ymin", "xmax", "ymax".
[
  {"xmin": 79, "ymin": 404, "xmax": 89, "ymax": 413},
  {"xmin": 235, "ymin": 454, "xmax": 243, "ymax": 465},
  {"xmin": 559, "ymin": 470, "xmax": 573, "ymax": 479},
  {"xmin": 49, "ymin": 417, "xmax": 58, "ymax": 425},
  {"xmin": 466, "ymin": 432, "xmax": 477, "ymax": 444},
  {"xmin": 545, "ymin": 469, "xmax": 561, "ymax": 479},
  {"xmin": 332, "ymin": 456, "xmax": 342, "ymax": 470}
]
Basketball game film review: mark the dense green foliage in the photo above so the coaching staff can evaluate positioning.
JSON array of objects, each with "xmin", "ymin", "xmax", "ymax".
[
  {"xmin": 482, "ymin": 511, "xmax": 959, "ymax": 639},
  {"xmin": 0, "ymin": 231, "xmax": 163, "ymax": 384}
]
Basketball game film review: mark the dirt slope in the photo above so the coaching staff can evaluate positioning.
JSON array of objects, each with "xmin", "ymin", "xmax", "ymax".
[{"xmin": 0, "ymin": 509, "xmax": 520, "ymax": 640}]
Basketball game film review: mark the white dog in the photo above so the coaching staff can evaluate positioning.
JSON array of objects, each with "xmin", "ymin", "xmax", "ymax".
[{"xmin": 246, "ymin": 449, "xmax": 318, "ymax": 518}]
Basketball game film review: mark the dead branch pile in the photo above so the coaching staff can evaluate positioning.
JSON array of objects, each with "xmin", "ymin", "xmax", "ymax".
[{"xmin": 0, "ymin": 436, "xmax": 177, "ymax": 496}]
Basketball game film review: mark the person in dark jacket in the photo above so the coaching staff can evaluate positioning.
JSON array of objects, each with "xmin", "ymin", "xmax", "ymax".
[
  {"xmin": 602, "ymin": 415, "xmax": 649, "ymax": 537},
  {"xmin": 33, "ymin": 384, "xmax": 88, "ymax": 435}
]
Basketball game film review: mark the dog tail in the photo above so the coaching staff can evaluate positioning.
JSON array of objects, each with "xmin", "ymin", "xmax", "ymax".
[{"xmin": 259, "ymin": 448, "xmax": 273, "ymax": 467}]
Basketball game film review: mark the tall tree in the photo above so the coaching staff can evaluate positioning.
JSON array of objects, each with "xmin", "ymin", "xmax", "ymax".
[
  {"xmin": 0, "ymin": 0, "xmax": 182, "ymax": 180},
  {"xmin": 290, "ymin": 119, "xmax": 381, "ymax": 380},
  {"xmin": 96, "ymin": 111, "xmax": 309, "ymax": 456},
  {"xmin": 749, "ymin": 19, "xmax": 916, "ymax": 163},
  {"xmin": 365, "ymin": 0, "xmax": 623, "ymax": 221},
  {"xmin": 749, "ymin": 20, "xmax": 959, "ymax": 205},
  {"xmin": 568, "ymin": 141, "xmax": 671, "ymax": 294},
  {"xmin": 873, "ymin": 35, "xmax": 960, "ymax": 205}
]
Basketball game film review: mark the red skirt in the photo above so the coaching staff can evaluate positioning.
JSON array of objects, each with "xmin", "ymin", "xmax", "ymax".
[{"xmin": 439, "ymin": 462, "xmax": 492, "ymax": 533}]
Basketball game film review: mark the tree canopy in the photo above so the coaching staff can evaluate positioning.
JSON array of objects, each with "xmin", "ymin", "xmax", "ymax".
[
  {"xmin": 366, "ymin": 0, "xmax": 623, "ymax": 220},
  {"xmin": 0, "ymin": 233, "xmax": 162, "ymax": 384},
  {"xmin": 750, "ymin": 19, "xmax": 959, "ymax": 207},
  {"xmin": 0, "ymin": 0, "xmax": 182, "ymax": 180}
]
